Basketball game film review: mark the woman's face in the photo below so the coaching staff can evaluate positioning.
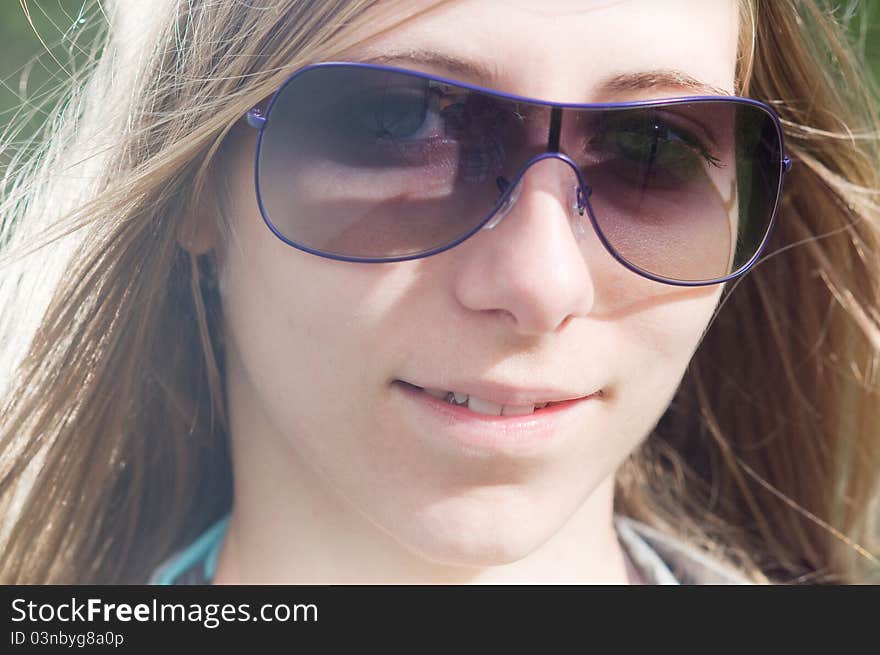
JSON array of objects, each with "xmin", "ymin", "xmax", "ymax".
[{"xmin": 214, "ymin": 0, "xmax": 738, "ymax": 567}]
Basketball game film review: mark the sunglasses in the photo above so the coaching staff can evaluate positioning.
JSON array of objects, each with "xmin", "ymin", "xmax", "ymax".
[{"xmin": 244, "ymin": 62, "xmax": 791, "ymax": 286}]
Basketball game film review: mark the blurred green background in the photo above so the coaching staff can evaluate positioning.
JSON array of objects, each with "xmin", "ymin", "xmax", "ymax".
[{"xmin": 1, "ymin": 0, "xmax": 879, "ymax": 159}]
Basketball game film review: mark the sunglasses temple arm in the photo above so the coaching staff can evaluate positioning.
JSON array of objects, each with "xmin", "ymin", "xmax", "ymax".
[{"xmin": 246, "ymin": 107, "xmax": 267, "ymax": 130}]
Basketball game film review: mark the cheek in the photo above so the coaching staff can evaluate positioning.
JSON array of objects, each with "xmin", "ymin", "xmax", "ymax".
[
  {"xmin": 216, "ymin": 161, "xmax": 437, "ymax": 486},
  {"xmin": 215, "ymin": 146, "xmax": 381, "ymax": 439},
  {"xmin": 611, "ymin": 285, "xmax": 721, "ymax": 426}
]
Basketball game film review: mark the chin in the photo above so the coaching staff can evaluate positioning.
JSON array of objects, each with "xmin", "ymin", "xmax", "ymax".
[{"xmin": 388, "ymin": 493, "xmax": 559, "ymax": 569}]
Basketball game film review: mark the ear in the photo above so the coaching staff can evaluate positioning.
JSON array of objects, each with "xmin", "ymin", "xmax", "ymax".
[
  {"xmin": 178, "ymin": 123, "xmax": 246, "ymax": 257},
  {"xmin": 177, "ymin": 193, "xmax": 220, "ymax": 256}
]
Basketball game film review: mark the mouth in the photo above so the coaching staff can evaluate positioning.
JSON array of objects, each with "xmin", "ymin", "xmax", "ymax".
[
  {"xmin": 393, "ymin": 380, "xmax": 597, "ymax": 418},
  {"xmin": 391, "ymin": 379, "xmax": 601, "ymax": 453}
]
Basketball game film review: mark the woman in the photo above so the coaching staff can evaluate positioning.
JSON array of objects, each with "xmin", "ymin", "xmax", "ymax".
[{"xmin": 0, "ymin": 0, "xmax": 878, "ymax": 584}]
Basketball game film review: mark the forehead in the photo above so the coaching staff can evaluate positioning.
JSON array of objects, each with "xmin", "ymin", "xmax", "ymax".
[{"xmin": 340, "ymin": 0, "xmax": 740, "ymax": 102}]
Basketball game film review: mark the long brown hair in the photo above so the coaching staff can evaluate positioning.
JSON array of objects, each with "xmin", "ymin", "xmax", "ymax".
[
  {"xmin": 617, "ymin": 0, "xmax": 880, "ymax": 584},
  {"xmin": 1, "ymin": 0, "xmax": 878, "ymax": 583}
]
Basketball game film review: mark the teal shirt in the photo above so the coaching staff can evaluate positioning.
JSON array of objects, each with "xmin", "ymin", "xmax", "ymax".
[{"xmin": 148, "ymin": 515, "xmax": 229, "ymax": 585}]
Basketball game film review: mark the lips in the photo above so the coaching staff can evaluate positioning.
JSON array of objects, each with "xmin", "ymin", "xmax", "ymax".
[
  {"xmin": 394, "ymin": 380, "xmax": 594, "ymax": 418},
  {"xmin": 392, "ymin": 379, "xmax": 599, "ymax": 453}
]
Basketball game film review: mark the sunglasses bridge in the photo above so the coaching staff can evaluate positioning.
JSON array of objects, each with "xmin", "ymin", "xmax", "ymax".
[{"xmin": 483, "ymin": 151, "xmax": 592, "ymax": 241}]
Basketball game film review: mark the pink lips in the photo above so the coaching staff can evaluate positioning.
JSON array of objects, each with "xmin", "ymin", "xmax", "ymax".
[{"xmin": 392, "ymin": 380, "xmax": 600, "ymax": 454}]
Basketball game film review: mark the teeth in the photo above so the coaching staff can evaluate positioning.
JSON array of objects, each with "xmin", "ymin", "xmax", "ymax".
[
  {"xmin": 421, "ymin": 386, "xmax": 553, "ymax": 416},
  {"xmin": 467, "ymin": 395, "xmax": 503, "ymax": 416},
  {"xmin": 501, "ymin": 403, "xmax": 536, "ymax": 416}
]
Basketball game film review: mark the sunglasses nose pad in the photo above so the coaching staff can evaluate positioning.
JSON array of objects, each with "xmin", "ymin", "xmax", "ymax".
[
  {"xmin": 483, "ymin": 176, "xmax": 524, "ymax": 230},
  {"xmin": 571, "ymin": 184, "xmax": 590, "ymax": 238}
]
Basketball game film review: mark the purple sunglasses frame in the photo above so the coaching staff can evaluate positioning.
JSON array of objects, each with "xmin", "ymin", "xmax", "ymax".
[{"xmin": 244, "ymin": 61, "xmax": 792, "ymax": 287}]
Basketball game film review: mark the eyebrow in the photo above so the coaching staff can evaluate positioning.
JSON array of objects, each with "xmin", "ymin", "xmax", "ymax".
[
  {"xmin": 349, "ymin": 48, "xmax": 732, "ymax": 98},
  {"xmin": 602, "ymin": 70, "xmax": 733, "ymax": 97},
  {"xmin": 356, "ymin": 50, "xmax": 498, "ymax": 83}
]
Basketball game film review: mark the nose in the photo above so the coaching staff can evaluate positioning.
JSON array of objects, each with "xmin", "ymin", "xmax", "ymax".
[
  {"xmin": 452, "ymin": 155, "xmax": 598, "ymax": 335},
  {"xmin": 484, "ymin": 152, "xmax": 591, "ymax": 236}
]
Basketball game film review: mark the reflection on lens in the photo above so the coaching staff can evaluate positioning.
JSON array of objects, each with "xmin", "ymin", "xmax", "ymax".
[
  {"xmin": 257, "ymin": 65, "xmax": 523, "ymax": 258},
  {"xmin": 577, "ymin": 101, "xmax": 779, "ymax": 282}
]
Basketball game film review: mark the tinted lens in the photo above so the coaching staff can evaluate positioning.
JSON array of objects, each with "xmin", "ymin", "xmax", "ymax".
[
  {"xmin": 575, "ymin": 100, "xmax": 782, "ymax": 282},
  {"xmin": 256, "ymin": 64, "xmax": 783, "ymax": 281},
  {"xmin": 257, "ymin": 64, "xmax": 533, "ymax": 259}
]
